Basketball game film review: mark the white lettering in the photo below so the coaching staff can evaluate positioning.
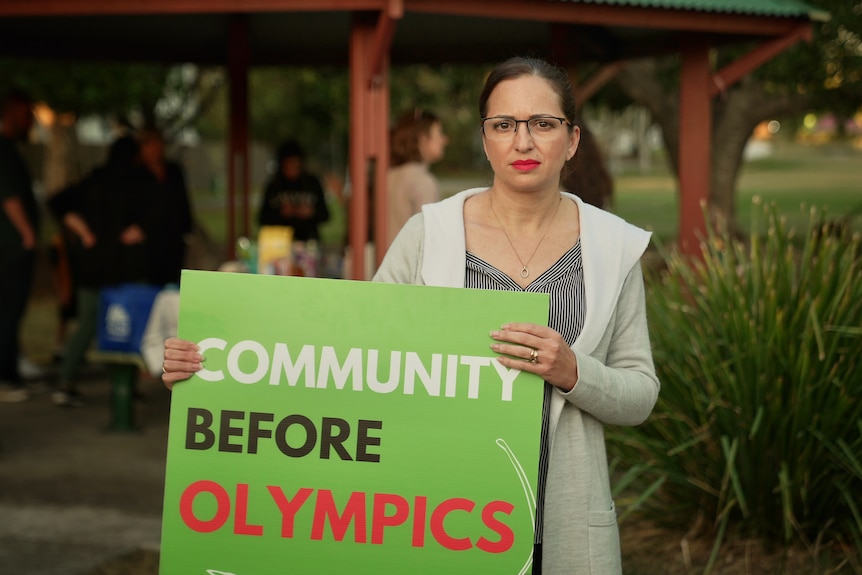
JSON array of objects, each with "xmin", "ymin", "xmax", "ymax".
[
  {"xmin": 195, "ymin": 339, "xmax": 521, "ymax": 401},
  {"xmin": 197, "ymin": 338, "xmax": 227, "ymax": 382},
  {"xmin": 318, "ymin": 346, "xmax": 362, "ymax": 390},
  {"xmin": 461, "ymin": 356, "xmax": 492, "ymax": 399},
  {"xmin": 228, "ymin": 340, "xmax": 269, "ymax": 384},
  {"xmin": 403, "ymin": 352, "xmax": 441, "ymax": 396},
  {"xmin": 491, "ymin": 361, "xmax": 520, "ymax": 402},
  {"xmin": 366, "ymin": 349, "xmax": 401, "ymax": 393},
  {"xmin": 270, "ymin": 343, "xmax": 316, "ymax": 387}
]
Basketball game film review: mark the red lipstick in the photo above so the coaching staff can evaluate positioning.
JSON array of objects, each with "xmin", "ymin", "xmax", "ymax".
[{"xmin": 512, "ymin": 160, "xmax": 540, "ymax": 172}]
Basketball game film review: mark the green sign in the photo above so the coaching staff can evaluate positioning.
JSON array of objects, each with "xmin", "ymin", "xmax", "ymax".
[{"xmin": 160, "ymin": 270, "xmax": 549, "ymax": 575}]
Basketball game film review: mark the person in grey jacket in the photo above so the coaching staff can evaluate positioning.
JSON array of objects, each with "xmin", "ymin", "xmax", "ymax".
[
  {"xmin": 374, "ymin": 57, "xmax": 659, "ymax": 574},
  {"xmin": 162, "ymin": 57, "xmax": 659, "ymax": 574}
]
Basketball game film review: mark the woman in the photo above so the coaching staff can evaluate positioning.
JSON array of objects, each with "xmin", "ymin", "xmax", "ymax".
[
  {"xmin": 384, "ymin": 109, "xmax": 448, "ymax": 250},
  {"xmin": 163, "ymin": 57, "xmax": 659, "ymax": 574}
]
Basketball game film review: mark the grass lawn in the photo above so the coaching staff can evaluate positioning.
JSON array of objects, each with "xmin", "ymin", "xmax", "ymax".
[
  {"xmin": 613, "ymin": 142, "xmax": 862, "ymax": 244},
  {"xmin": 191, "ymin": 142, "xmax": 860, "ymax": 255}
]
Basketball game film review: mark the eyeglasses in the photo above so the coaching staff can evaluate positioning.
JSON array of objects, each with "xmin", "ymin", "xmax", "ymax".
[{"xmin": 480, "ymin": 116, "xmax": 572, "ymax": 141}]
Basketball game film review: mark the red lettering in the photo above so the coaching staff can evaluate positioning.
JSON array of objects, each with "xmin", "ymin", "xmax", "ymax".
[
  {"xmin": 233, "ymin": 483, "xmax": 264, "ymax": 536},
  {"xmin": 412, "ymin": 496, "xmax": 427, "ymax": 548},
  {"xmin": 371, "ymin": 493, "xmax": 410, "ymax": 544},
  {"xmin": 476, "ymin": 500, "xmax": 515, "ymax": 553},
  {"xmin": 430, "ymin": 497, "xmax": 475, "ymax": 551},
  {"xmin": 311, "ymin": 489, "xmax": 367, "ymax": 543},
  {"xmin": 267, "ymin": 486, "xmax": 314, "ymax": 538},
  {"xmin": 179, "ymin": 480, "xmax": 231, "ymax": 533}
]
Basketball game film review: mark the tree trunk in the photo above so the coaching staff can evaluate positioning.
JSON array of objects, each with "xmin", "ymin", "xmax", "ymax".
[{"xmin": 615, "ymin": 58, "xmax": 810, "ymax": 235}]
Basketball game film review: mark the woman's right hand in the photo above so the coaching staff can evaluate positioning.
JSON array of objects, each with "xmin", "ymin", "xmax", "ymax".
[{"xmin": 162, "ymin": 337, "xmax": 203, "ymax": 390}]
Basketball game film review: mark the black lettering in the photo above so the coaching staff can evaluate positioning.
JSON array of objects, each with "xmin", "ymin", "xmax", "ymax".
[
  {"xmin": 275, "ymin": 415, "xmax": 316, "ymax": 457},
  {"xmin": 185, "ymin": 407, "xmax": 215, "ymax": 450},
  {"xmin": 356, "ymin": 419, "xmax": 383, "ymax": 463},
  {"xmin": 248, "ymin": 412, "xmax": 275, "ymax": 454},
  {"xmin": 219, "ymin": 410, "xmax": 245, "ymax": 453},
  {"xmin": 320, "ymin": 417, "xmax": 353, "ymax": 461}
]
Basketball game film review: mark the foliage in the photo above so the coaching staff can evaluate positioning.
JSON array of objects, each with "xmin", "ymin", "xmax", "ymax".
[
  {"xmin": 0, "ymin": 58, "xmax": 224, "ymax": 141},
  {"xmin": 609, "ymin": 200, "xmax": 862, "ymax": 570},
  {"xmin": 752, "ymin": 0, "xmax": 862, "ymax": 123},
  {"xmin": 203, "ymin": 63, "xmax": 491, "ymax": 173},
  {"xmin": 0, "ymin": 58, "xmax": 170, "ymax": 122},
  {"xmin": 241, "ymin": 66, "xmax": 349, "ymax": 170}
]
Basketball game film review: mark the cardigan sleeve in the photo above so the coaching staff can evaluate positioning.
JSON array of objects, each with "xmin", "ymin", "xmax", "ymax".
[
  {"xmin": 373, "ymin": 213, "xmax": 426, "ymax": 285},
  {"xmin": 561, "ymin": 260, "xmax": 660, "ymax": 426}
]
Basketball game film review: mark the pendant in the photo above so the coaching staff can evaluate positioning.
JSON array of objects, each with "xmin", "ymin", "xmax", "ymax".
[{"xmin": 520, "ymin": 267, "xmax": 529, "ymax": 278}]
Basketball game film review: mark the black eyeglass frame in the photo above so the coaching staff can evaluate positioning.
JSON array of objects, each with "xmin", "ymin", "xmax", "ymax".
[{"xmin": 479, "ymin": 115, "xmax": 573, "ymax": 137}]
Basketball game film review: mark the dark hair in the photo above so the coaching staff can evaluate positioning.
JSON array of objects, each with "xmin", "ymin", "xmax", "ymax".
[
  {"xmin": 561, "ymin": 123, "xmax": 613, "ymax": 210},
  {"xmin": 390, "ymin": 109, "xmax": 440, "ymax": 166},
  {"xmin": 106, "ymin": 135, "xmax": 139, "ymax": 169},
  {"xmin": 276, "ymin": 139, "xmax": 305, "ymax": 163},
  {"xmin": 478, "ymin": 57, "xmax": 576, "ymax": 125}
]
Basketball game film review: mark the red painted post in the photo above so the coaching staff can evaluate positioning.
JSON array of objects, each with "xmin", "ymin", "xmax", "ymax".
[
  {"xmin": 678, "ymin": 38, "xmax": 712, "ymax": 257},
  {"xmin": 349, "ymin": 15, "xmax": 371, "ymax": 280}
]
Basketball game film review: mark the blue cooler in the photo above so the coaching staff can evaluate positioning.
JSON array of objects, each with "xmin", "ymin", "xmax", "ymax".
[{"xmin": 97, "ymin": 284, "xmax": 162, "ymax": 353}]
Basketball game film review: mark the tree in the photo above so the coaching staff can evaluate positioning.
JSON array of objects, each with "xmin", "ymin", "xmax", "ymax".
[
  {"xmin": 0, "ymin": 59, "xmax": 224, "ymax": 191},
  {"xmin": 611, "ymin": 0, "xmax": 862, "ymax": 232}
]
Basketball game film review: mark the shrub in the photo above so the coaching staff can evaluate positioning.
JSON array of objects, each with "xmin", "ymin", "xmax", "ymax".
[{"xmin": 610, "ymin": 199, "xmax": 862, "ymax": 571}]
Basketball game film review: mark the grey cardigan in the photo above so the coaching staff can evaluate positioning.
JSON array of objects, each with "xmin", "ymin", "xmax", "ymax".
[{"xmin": 374, "ymin": 189, "xmax": 660, "ymax": 574}]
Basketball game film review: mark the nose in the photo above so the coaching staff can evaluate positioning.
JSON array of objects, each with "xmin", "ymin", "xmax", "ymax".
[{"xmin": 513, "ymin": 122, "xmax": 535, "ymax": 151}]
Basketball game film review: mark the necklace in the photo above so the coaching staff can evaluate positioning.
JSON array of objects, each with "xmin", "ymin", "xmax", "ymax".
[{"xmin": 489, "ymin": 195, "xmax": 562, "ymax": 278}]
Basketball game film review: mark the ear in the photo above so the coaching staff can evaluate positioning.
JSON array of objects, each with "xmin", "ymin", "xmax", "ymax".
[{"xmin": 566, "ymin": 126, "xmax": 581, "ymax": 161}]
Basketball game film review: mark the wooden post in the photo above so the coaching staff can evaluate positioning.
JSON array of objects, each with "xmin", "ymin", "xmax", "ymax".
[
  {"xmin": 678, "ymin": 37, "xmax": 712, "ymax": 256},
  {"xmin": 349, "ymin": 7, "xmax": 397, "ymax": 279},
  {"xmin": 348, "ymin": 14, "xmax": 372, "ymax": 280},
  {"xmin": 227, "ymin": 13, "xmax": 250, "ymax": 258}
]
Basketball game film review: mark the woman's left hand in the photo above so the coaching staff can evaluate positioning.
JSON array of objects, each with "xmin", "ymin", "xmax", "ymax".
[{"xmin": 490, "ymin": 323, "xmax": 579, "ymax": 392}]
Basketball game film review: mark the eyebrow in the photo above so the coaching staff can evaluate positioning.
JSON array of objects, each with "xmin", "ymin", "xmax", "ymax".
[{"xmin": 484, "ymin": 114, "xmax": 562, "ymax": 119}]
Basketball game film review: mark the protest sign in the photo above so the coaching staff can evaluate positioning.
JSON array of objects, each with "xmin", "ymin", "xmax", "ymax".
[{"xmin": 160, "ymin": 270, "xmax": 549, "ymax": 574}]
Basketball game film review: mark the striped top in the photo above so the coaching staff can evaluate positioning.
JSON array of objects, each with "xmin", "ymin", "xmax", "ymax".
[{"xmin": 465, "ymin": 239, "xmax": 586, "ymax": 544}]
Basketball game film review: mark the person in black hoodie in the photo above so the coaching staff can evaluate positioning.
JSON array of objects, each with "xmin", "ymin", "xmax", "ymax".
[
  {"xmin": 134, "ymin": 128, "xmax": 194, "ymax": 287},
  {"xmin": 258, "ymin": 140, "xmax": 329, "ymax": 242},
  {"xmin": 47, "ymin": 135, "xmax": 147, "ymax": 406}
]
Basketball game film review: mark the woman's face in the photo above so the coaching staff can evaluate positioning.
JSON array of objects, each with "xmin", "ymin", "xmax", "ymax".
[
  {"xmin": 418, "ymin": 121, "xmax": 448, "ymax": 165},
  {"xmin": 482, "ymin": 75, "xmax": 579, "ymax": 194}
]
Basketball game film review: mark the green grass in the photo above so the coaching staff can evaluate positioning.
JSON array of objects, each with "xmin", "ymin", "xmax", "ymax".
[
  {"xmin": 613, "ymin": 142, "xmax": 862, "ymax": 243},
  {"xmin": 190, "ymin": 142, "xmax": 860, "ymax": 253}
]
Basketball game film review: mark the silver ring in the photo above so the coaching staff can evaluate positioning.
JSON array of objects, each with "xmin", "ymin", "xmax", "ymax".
[
  {"xmin": 529, "ymin": 349, "xmax": 538, "ymax": 364},
  {"xmin": 162, "ymin": 364, "xmax": 167, "ymax": 374}
]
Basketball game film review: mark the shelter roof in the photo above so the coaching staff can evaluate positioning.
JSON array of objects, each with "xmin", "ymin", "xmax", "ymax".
[
  {"xmin": 557, "ymin": 0, "xmax": 826, "ymax": 20},
  {"xmin": 0, "ymin": 0, "xmax": 821, "ymax": 67}
]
